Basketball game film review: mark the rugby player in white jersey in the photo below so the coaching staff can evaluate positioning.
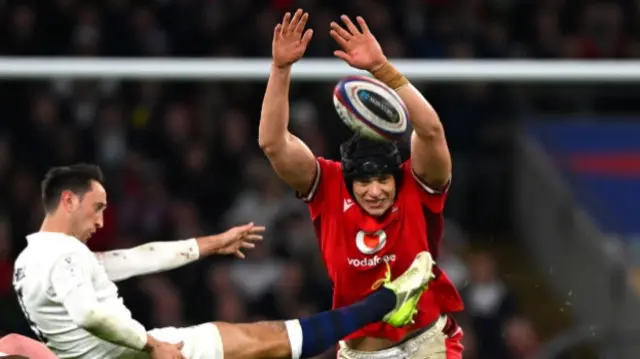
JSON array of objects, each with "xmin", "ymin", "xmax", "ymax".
[{"xmin": 13, "ymin": 163, "xmax": 436, "ymax": 359}]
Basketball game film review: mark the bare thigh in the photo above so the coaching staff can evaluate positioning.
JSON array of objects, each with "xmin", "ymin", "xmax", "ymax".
[{"xmin": 214, "ymin": 321, "xmax": 291, "ymax": 359}]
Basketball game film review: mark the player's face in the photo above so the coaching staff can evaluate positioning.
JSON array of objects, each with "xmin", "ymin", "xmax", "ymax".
[
  {"xmin": 352, "ymin": 175, "xmax": 396, "ymax": 217},
  {"xmin": 69, "ymin": 181, "xmax": 107, "ymax": 241}
]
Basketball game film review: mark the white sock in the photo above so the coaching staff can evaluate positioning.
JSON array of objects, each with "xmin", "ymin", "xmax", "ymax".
[{"xmin": 284, "ymin": 319, "xmax": 303, "ymax": 359}]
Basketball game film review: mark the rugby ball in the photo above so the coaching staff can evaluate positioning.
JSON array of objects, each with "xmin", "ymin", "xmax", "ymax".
[{"xmin": 333, "ymin": 76, "xmax": 409, "ymax": 142}]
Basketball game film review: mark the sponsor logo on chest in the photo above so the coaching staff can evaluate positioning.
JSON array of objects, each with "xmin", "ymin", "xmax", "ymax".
[
  {"xmin": 355, "ymin": 229, "xmax": 387, "ymax": 255},
  {"xmin": 347, "ymin": 254, "xmax": 397, "ymax": 268},
  {"xmin": 347, "ymin": 229, "xmax": 397, "ymax": 268}
]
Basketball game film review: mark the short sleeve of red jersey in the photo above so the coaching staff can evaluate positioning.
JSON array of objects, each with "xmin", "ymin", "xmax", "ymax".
[
  {"xmin": 402, "ymin": 160, "xmax": 450, "ymax": 214},
  {"xmin": 297, "ymin": 157, "xmax": 342, "ymax": 219}
]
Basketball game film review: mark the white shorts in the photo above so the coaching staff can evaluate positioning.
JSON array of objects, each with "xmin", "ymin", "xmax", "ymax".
[
  {"xmin": 118, "ymin": 323, "xmax": 224, "ymax": 359},
  {"xmin": 148, "ymin": 323, "xmax": 224, "ymax": 359},
  {"xmin": 337, "ymin": 316, "xmax": 463, "ymax": 359}
]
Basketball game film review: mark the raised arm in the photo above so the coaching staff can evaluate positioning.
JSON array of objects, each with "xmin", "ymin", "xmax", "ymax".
[
  {"xmin": 330, "ymin": 15, "xmax": 451, "ymax": 190},
  {"xmin": 95, "ymin": 223, "xmax": 264, "ymax": 282},
  {"xmin": 258, "ymin": 9, "xmax": 318, "ymax": 195},
  {"xmin": 376, "ymin": 66, "xmax": 450, "ymax": 190}
]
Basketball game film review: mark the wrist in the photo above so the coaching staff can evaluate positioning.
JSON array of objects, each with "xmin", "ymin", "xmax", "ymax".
[
  {"xmin": 368, "ymin": 57, "xmax": 389, "ymax": 73},
  {"xmin": 195, "ymin": 235, "xmax": 219, "ymax": 256},
  {"xmin": 143, "ymin": 335, "xmax": 157, "ymax": 352},
  {"xmin": 370, "ymin": 61, "xmax": 409, "ymax": 90},
  {"xmin": 272, "ymin": 62, "xmax": 293, "ymax": 72}
]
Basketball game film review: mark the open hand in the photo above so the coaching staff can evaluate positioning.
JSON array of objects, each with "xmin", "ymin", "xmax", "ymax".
[
  {"xmin": 210, "ymin": 222, "xmax": 265, "ymax": 259},
  {"xmin": 330, "ymin": 15, "xmax": 387, "ymax": 71},
  {"xmin": 272, "ymin": 9, "xmax": 313, "ymax": 68}
]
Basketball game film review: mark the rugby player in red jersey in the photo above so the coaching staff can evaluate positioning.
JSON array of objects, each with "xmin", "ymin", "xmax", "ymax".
[{"xmin": 259, "ymin": 9, "xmax": 465, "ymax": 359}]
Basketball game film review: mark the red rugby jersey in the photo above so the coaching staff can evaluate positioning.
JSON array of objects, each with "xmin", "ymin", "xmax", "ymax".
[{"xmin": 301, "ymin": 157, "xmax": 464, "ymax": 341}]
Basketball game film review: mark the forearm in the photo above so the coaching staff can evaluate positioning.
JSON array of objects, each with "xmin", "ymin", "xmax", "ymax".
[
  {"xmin": 371, "ymin": 62, "xmax": 443, "ymax": 138},
  {"xmin": 80, "ymin": 306, "xmax": 148, "ymax": 350},
  {"xmin": 61, "ymin": 286, "xmax": 147, "ymax": 350},
  {"xmin": 258, "ymin": 65, "xmax": 318, "ymax": 192},
  {"xmin": 95, "ymin": 239, "xmax": 200, "ymax": 282},
  {"xmin": 371, "ymin": 62, "xmax": 451, "ymax": 185},
  {"xmin": 259, "ymin": 65, "xmax": 293, "ymax": 151}
]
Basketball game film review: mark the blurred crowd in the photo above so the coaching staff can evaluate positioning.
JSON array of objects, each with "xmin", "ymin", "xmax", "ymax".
[
  {"xmin": 1, "ymin": 0, "xmax": 638, "ymax": 59},
  {"xmin": 0, "ymin": 0, "xmax": 635, "ymax": 358}
]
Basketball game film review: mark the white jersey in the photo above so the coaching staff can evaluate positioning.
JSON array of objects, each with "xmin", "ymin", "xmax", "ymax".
[{"xmin": 13, "ymin": 232, "xmax": 145, "ymax": 359}]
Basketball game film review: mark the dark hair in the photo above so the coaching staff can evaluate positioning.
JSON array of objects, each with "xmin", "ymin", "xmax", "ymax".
[{"xmin": 41, "ymin": 163, "xmax": 105, "ymax": 213}]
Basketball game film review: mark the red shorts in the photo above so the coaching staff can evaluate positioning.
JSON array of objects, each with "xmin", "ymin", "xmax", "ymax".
[{"xmin": 442, "ymin": 316, "xmax": 464, "ymax": 359}]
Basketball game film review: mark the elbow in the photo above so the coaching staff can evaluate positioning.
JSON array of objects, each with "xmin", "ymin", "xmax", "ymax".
[
  {"xmin": 258, "ymin": 137, "xmax": 275, "ymax": 153},
  {"xmin": 413, "ymin": 123, "xmax": 444, "ymax": 142},
  {"xmin": 421, "ymin": 122, "xmax": 444, "ymax": 139},
  {"xmin": 258, "ymin": 129, "xmax": 275, "ymax": 153},
  {"xmin": 258, "ymin": 133, "xmax": 289, "ymax": 156},
  {"xmin": 412, "ymin": 107, "xmax": 444, "ymax": 139},
  {"xmin": 258, "ymin": 140, "xmax": 278, "ymax": 157}
]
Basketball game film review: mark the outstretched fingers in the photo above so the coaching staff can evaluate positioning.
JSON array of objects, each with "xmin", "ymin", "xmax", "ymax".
[
  {"xmin": 243, "ymin": 234, "xmax": 263, "ymax": 242},
  {"xmin": 356, "ymin": 16, "xmax": 370, "ymax": 34},
  {"xmin": 330, "ymin": 21, "xmax": 351, "ymax": 43},
  {"xmin": 278, "ymin": 9, "xmax": 311, "ymax": 43},
  {"xmin": 340, "ymin": 15, "xmax": 360, "ymax": 36},
  {"xmin": 333, "ymin": 50, "xmax": 351, "ymax": 62},
  {"xmin": 301, "ymin": 28, "xmax": 314, "ymax": 46},
  {"xmin": 294, "ymin": 11, "xmax": 309, "ymax": 35},
  {"xmin": 273, "ymin": 23, "xmax": 282, "ymax": 39},
  {"xmin": 281, "ymin": 12, "xmax": 292, "ymax": 33}
]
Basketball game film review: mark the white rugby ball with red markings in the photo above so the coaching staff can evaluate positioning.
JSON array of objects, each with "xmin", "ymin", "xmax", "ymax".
[{"xmin": 333, "ymin": 75, "xmax": 409, "ymax": 142}]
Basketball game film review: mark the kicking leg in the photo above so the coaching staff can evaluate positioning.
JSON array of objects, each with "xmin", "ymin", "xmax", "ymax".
[
  {"xmin": 217, "ymin": 252, "xmax": 435, "ymax": 359},
  {"xmin": 216, "ymin": 288, "xmax": 395, "ymax": 359}
]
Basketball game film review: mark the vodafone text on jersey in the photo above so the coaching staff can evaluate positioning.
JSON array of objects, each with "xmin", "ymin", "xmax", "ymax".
[
  {"xmin": 347, "ymin": 230, "xmax": 396, "ymax": 268},
  {"xmin": 347, "ymin": 254, "xmax": 397, "ymax": 268}
]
